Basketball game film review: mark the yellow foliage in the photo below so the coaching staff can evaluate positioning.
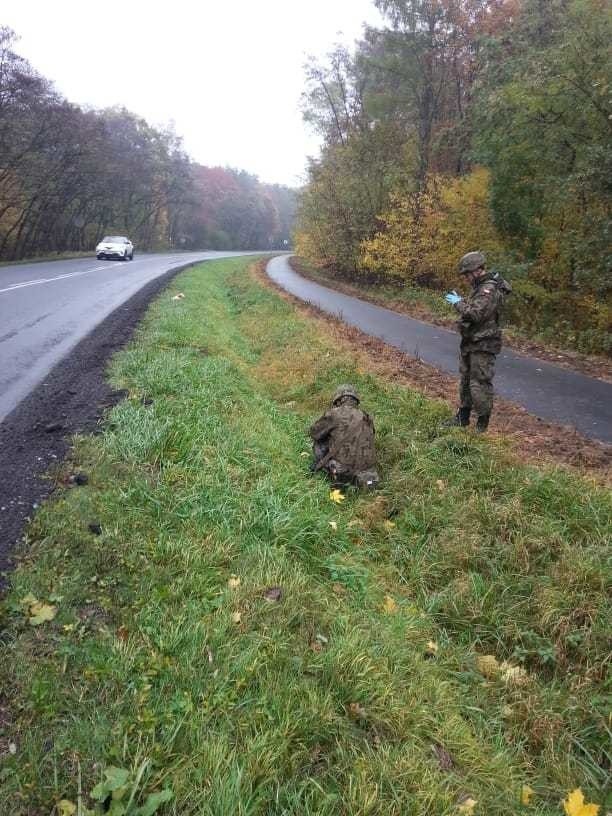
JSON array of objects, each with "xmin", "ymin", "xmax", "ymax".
[
  {"xmin": 521, "ymin": 784, "xmax": 535, "ymax": 805},
  {"xmin": 382, "ymin": 595, "xmax": 398, "ymax": 614},
  {"xmin": 21, "ymin": 594, "xmax": 58, "ymax": 626},
  {"xmin": 329, "ymin": 489, "xmax": 345, "ymax": 504},
  {"xmin": 361, "ymin": 169, "xmax": 505, "ymax": 289},
  {"xmin": 294, "ymin": 230, "xmax": 323, "ymax": 269},
  {"xmin": 563, "ymin": 789, "xmax": 600, "ymax": 816},
  {"xmin": 476, "ymin": 654, "xmax": 500, "ymax": 679},
  {"xmin": 457, "ymin": 796, "xmax": 477, "ymax": 814},
  {"xmin": 425, "ymin": 640, "xmax": 439, "ymax": 656}
]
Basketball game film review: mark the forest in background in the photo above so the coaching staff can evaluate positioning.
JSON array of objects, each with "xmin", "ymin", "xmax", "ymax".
[
  {"xmin": 0, "ymin": 27, "xmax": 296, "ymax": 260},
  {"xmin": 295, "ymin": 0, "xmax": 611, "ymax": 354}
]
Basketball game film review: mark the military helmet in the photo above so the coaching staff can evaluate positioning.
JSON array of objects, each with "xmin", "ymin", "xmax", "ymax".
[
  {"xmin": 459, "ymin": 251, "xmax": 486, "ymax": 274},
  {"xmin": 333, "ymin": 384, "xmax": 360, "ymax": 405}
]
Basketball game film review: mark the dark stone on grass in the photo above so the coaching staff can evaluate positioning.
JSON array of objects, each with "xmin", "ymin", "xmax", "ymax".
[
  {"xmin": 264, "ymin": 586, "xmax": 283, "ymax": 602},
  {"xmin": 431, "ymin": 743, "xmax": 454, "ymax": 771},
  {"xmin": 88, "ymin": 523, "xmax": 102, "ymax": 535},
  {"xmin": 73, "ymin": 473, "xmax": 89, "ymax": 486}
]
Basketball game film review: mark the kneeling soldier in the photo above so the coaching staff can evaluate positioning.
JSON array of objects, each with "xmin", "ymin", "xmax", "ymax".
[{"xmin": 309, "ymin": 384, "xmax": 379, "ymax": 489}]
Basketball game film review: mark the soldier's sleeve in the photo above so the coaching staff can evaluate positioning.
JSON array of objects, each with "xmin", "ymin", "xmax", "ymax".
[
  {"xmin": 454, "ymin": 286, "xmax": 497, "ymax": 324},
  {"xmin": 309, "ymin": 411, "xmax": 337, "ymax": 441}
]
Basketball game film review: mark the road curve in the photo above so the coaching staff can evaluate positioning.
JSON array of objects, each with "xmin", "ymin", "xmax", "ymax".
[
  {"xmin": 0, "ymin": 251, "xmax": 260, "ymax": 422},
  {"xmin": 267, "ymin": 255, "xmax": 612, "ymax": 444}
]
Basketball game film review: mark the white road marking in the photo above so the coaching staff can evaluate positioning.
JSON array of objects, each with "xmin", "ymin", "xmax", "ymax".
[{"xmin": 0, "ymin": 261, "xmax": 133, "ymax": 294}]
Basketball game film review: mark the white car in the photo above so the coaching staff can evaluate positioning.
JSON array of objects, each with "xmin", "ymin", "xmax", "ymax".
[{"xmin": 96, "ymin": 235, "xmax": 134, "ymax": 261}]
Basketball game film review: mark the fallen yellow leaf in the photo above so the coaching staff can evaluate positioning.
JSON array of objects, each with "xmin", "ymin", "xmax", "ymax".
[
  {"xmin": 476, "ymin": 654, "xmax": 500, "ymax": 678},
  {"xmin": 329, "ymin": 521, "xmax": 338, "ymax": 531},
  {"xmin": 436, "ymin": 479, "xmax": 446, "ymax": 491},
  {"xmin": 347, "ymin": 702, "xmax": 367, "ymax": 719},
  {"xmin": 563, "ymin": 788, "xmax": 600, "ymax": 816},
  {"xmin": 383, "ymin": 520, "xmax": 396, "ymax": 530},
  {"xmin": 382, "ymin": 595, "xmax": 398, "ymax": 614},
  {"xmin": 57, "ymin": 801, "xmax": 77, "ymax": 816},
  {"xmin": 300, "ymin": 451, "xmax": 310, "ymax": 457},
  {"xmin": 231, "ymin": 611, "xmax": 242, "ymax": 624},
  {"xmin": 329, "ymin": 489, "xmax": 345, "ymax": 504},
  {"xmin": 227, "ymin": 576, "xmax": 241, "ymax": 590},
  {"xmin": 425, "ymin": 640, "xmax": 439, "ymax": 656},
  {"xmin": 501, "ymin": 662, "xmax": 529, "ymax": 686},
  {"xmin": 521, "ymin": 785, "xmax": 535, "ymax": 806},
  {"xmin": 458, "ymin": 797, "xmax": 477, "ymax": 814},
  {"xmin": 28, "ymin": 602, "xmax": 57, "ymax": 626}
]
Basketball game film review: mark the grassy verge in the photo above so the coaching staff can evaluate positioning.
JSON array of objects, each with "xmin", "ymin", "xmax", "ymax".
[{"xmin": 1, "ymin": 257, "xmax": 609, "ymax": 815}]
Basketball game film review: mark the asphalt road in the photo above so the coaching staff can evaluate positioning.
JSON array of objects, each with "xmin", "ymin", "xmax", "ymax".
[
  {"xmin": 0, "ymin": 251, "xmax": 259, "ymax": 422},
  {"xmin": 267, "ymin": 256, "xmax": 612, "ymax": 444}
]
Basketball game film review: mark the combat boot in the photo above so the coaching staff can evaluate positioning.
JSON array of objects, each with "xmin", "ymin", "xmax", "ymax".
[
  {"xmin": 443, "ymin": 407, "xmax": 471, "ymax": 428},
  {"xmin": 355, "ymin": 469, "xmax": 380, "ymax": 491},
  {"xmin": 475, "ymin": 414, "xmax": 490, "ymax": 433}
]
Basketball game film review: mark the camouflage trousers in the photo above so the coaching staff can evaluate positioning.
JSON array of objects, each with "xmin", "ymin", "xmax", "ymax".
[{"xmin": 459, "ymin": 349, "xmax": 496, "ymax": 418}]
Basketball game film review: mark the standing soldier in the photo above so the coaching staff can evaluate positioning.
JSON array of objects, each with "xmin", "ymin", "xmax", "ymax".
[
  {"xmin": 444, "ymin": 252, "xmax": 511, "ymax": 432},
  {"xmin": 309, "ymin": 385, "xmax": 379, "ymax": 489}
]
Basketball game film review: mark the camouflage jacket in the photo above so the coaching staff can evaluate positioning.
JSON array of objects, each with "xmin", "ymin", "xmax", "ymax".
[
  {"xmin": 309, "ymin": 404, "xmax": 376, "ymax": 474},
  {"xmin": 454, "ymin": 271, "xmax": 512, "ymax": 353}
]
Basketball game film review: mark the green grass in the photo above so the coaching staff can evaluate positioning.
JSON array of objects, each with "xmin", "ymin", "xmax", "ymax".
[{"xmin": 1, "ymin": 257, "xmax": 610, "ymax": 815}]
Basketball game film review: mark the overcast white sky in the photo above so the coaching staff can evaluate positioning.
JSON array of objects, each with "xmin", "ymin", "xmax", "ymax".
[{"xmin": 4, "ymin": 0, "xmax": 384, "ymax": 186}]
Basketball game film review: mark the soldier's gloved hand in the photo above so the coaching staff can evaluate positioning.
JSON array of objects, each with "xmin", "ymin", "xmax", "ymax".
[{"xmin": 444, "ymin": 291, "xmax": 462, "ymax": 305}]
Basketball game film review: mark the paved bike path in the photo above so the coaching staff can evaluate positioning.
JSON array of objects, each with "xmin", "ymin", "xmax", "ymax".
[{"xmin": 267, "ymin": 256, "xmax": 612, "ymax": 444}]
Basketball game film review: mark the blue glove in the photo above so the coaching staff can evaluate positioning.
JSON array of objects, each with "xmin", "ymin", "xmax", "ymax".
[{"xmin": 444, "ymin": 290, "xmax": 462, "ymax": 305}]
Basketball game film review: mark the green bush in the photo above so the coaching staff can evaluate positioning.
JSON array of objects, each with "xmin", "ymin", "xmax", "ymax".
[{"xmin": 506, "ymin": 279, "xmax": 612, "ymax": 355}]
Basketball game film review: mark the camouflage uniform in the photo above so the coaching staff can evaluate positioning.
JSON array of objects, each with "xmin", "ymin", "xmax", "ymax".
[
  {"xmin": 454, "ymin": 271, "xmax": 511, "ymax": 420},
  {"xmin": 309, "ymin": 385, "xmax": 378, "ymax": 488}
]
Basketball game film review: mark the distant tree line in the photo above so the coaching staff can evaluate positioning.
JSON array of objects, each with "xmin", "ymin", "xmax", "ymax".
[
  {"xmin": 296, "ymin": 0, "xmax": 611, "ymax": 354},
  {"xmin": 0, "ymin": 27, "xmax": 296, "ymax": 261},
  {"xmin": 184, "ymin": 166, "xmax": 296, "ymax": 251}
]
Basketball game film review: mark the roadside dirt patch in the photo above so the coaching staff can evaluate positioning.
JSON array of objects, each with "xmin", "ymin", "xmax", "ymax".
[
  {"xmin": 0, "ymin": 262, "xmax": 200, "ymax": 588},
  {"xmin": 256, "ymin": 261, "xmax": 612, "ymax": 483},
  {"xmin": 289, "ymin": 257, "xmax": 612, "ymax": 384}
]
